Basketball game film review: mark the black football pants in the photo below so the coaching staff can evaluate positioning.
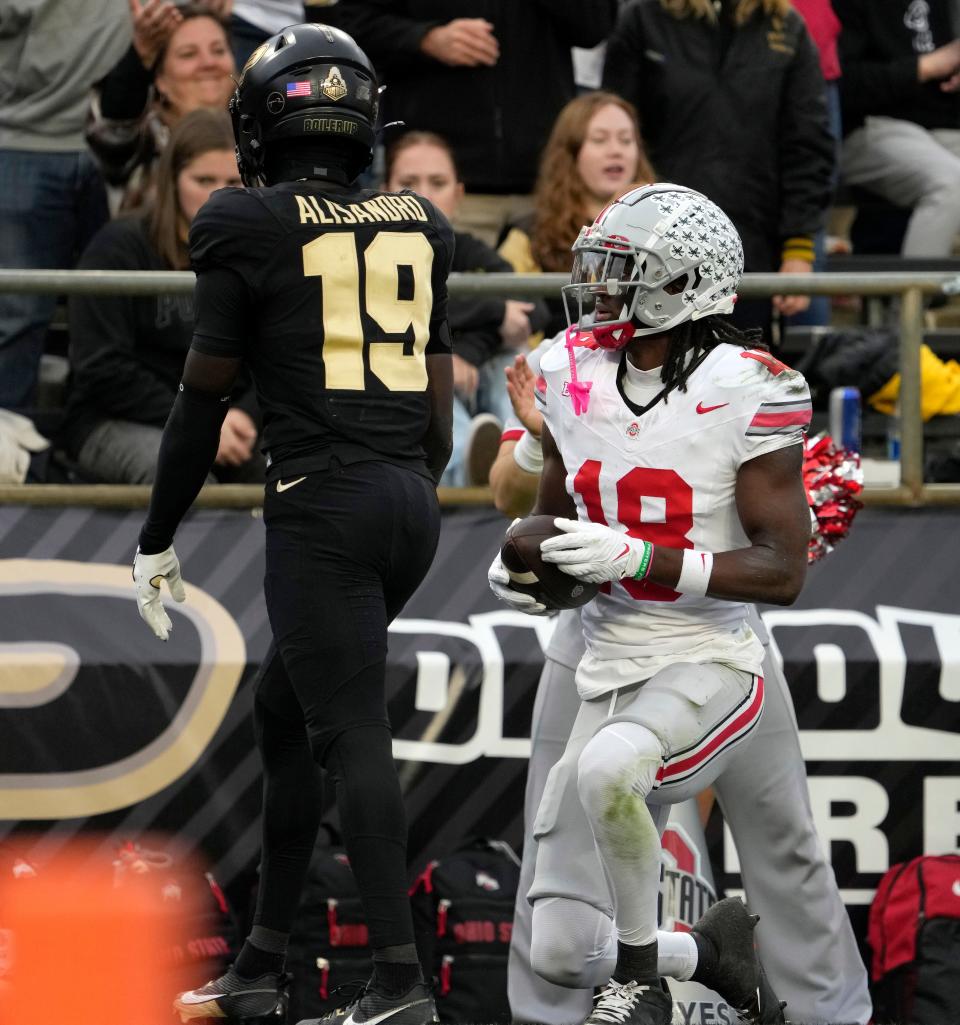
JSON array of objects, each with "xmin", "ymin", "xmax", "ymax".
[{"xmin": 252, "ymin": 459, "xmax": 440, "ymax": 949}]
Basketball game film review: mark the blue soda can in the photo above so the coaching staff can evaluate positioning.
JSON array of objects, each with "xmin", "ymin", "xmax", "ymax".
[
  {"xmin": 828, "ymin": 386, "xmax": 861, "ymax": 452},
  {"xmin": 887, "ymin": 403, "xmax": 901, "ymax": 461}
]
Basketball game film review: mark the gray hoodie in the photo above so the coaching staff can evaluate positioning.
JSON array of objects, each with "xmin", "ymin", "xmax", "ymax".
[{"xmin": 0, "ymin": 0, "xmax": 131, "ymax": 150}]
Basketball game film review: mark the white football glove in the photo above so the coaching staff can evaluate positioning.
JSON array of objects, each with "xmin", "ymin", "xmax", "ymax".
[
  {"xmin": 488, "ymin": 548, "xmax": 547, "ymax": 616},
  {"xmin": 0, "ymin": 409, "xmax": 49, "ymax": 484},
  {"xmin": 540, "ymin": 517, "xmax": 651, "ymax": 584},
  {"xmin": 133, "ymin": 545, "xmax": 186, "ymax": 641}
]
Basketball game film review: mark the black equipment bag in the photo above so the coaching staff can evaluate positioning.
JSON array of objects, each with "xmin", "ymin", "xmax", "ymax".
[
  {"xmin": 410, "ymin": 838, "xmax": 520, "ymax": 1024},
  {"xmin": 110, "ymin": 841, "xmax": 238, "ymax": 994},
  {"xmin": 868, "ymin": 854, "xmax": 960, "ymax": 1024},
  {"xmin": 286, "ymin": 844, "xmax": 373, "ymax": 1022}
]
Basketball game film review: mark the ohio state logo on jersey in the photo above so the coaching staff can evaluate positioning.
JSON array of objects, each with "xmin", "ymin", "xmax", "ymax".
[{"xmin": 658, "ymin": 824, "xmax": 717, "ymax": 932}]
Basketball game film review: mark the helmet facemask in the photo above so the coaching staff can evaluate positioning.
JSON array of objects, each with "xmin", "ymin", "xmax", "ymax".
[{"xmin": 563, "ymin": 235, "xmax": 649, "ymax": 350}]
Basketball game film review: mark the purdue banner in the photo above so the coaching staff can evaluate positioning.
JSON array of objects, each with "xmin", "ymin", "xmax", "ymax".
[{"xmin": 1, "ymin": 504, "xmax": 959, "ymax": 955}]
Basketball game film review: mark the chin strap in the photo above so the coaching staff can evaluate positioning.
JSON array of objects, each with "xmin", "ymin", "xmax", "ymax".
[{"xmin": 564, "ymin": 324, "xmax": 594, "ymax": 415}]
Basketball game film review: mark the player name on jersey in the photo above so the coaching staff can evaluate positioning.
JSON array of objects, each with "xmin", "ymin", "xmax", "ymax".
[{"xmin": 295, "ymin": 192, "xmax": 429, "ymax": 227}]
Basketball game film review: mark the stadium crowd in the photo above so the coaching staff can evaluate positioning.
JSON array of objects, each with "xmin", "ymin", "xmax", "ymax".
[
  {"xmin": 3, "ymin": 0, "xmax": 960, "ymax": 484},
  {"xmin": 0, "ymin": 0, "xmax": 944, "ymax": 481}
]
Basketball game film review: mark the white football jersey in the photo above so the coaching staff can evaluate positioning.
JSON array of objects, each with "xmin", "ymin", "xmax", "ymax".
[{"xmin": 537, "ymin": 335, "xmax": 811, "ymax": 699}]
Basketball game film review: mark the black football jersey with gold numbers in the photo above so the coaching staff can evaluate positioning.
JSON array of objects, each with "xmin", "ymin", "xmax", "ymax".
[{"xmin": 189, "ymin": 180, "xmax": 455, "ymax": 481}]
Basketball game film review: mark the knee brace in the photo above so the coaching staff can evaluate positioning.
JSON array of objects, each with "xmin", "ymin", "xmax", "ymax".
[{"xmin": 577, "ymin": 722, "xmax": 662, "ymax": 813}]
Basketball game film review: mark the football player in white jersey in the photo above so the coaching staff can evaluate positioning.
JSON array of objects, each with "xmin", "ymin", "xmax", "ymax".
[
  {"xmin": 491, "ymin": 332, "xmax": 871, "ymax": 1025},
  {"xmin": 489, "ymin": 184, "xmax": 813, "ymax": 1025}
]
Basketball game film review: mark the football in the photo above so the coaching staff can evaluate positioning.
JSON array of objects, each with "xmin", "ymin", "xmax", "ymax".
[{"xmin": 500, "ymin": 515, "xmax": 601, "ymax": 611}]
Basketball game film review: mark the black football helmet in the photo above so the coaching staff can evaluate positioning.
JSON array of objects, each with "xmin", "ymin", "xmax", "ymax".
[{"xmin": 229, "ymin": 23, "xmax": 379, "ymax": 186}]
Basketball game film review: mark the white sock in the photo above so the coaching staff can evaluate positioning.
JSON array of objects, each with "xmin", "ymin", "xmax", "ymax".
[{"xmin": 656, "ymin": 929, "xmax": 698, "ymax": 982}]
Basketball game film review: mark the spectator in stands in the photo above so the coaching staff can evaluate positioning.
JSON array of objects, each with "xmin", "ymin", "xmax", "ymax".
[
  {"xmin": 87, "ymin": 2, "xmax": 236, "ymax": 211},
  {"xmin": 62, "ymin": 109, "xmax": 262, "ymax": 485},
  {"xmin": 0, "ymin": 0, "xmax": 131, "ymax": 411},
  {"xmin": 334, "ymin": 1, "xmax": 619, "ymax": 247},
  {"xmin": 385, "ymin": 131, "xmax": 548, "ymax": 485},
  {"xmin": 498, "ymin": 92, "xmax": 655, "ymax": 338},
  {"xmin": 230, "ymin": 1, "xmax": 305, "ymax": 68},
  {"xmin": 603, "ymin": 0, "xmax": 834, "ymax": 335},
  {"xmin": 790, "ymin": 0, "xmax": 843, "ymax": 326},
  {"xmin": 835, "ymin": 0, "xmax": 960, "ymax": 258},
  {"xmin": 794, "ymin": 0, "xmax": 843, "ymax": 142}
]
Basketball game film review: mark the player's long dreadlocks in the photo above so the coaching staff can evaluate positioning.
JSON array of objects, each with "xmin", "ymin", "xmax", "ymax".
[{"xmin": 659, "ymin": 315, "xmax": 767, "ymax": 399}]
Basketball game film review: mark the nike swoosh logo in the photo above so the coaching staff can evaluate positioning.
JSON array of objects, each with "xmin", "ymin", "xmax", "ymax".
[
  {"xmin": 178, "ymin": 986, "xmax": 277, "ymax": 1006},
  {"xmin": 343, "ymin": 999, "xmax": 426, "ymax": 1025},
  {"xmin": 696, "ymin": 401, "xmax": 729, "ymax": 414},
  {"xmin": 178, "ymin": 991, "xmax": 228, "ymax": 1005},
  {"xmin": 616, "ymin": 544, "xmax": 630, "ymax": 561},
  {"xmin": 276, "ymin": 476, "xmax": 307, "ymax": 493}
]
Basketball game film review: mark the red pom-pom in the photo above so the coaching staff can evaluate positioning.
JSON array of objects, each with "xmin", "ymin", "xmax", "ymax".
[{"xmin": 803, "ymin": 433, "xmax": 864, "ymax": 563}]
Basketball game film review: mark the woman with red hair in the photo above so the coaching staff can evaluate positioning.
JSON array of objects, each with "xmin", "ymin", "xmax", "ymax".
[{"xmin": 498, "ymin": 91, "xmax": 656, "ymax": 338}]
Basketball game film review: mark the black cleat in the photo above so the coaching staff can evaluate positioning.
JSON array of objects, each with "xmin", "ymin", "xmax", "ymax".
[
  {"xmin": 582, "ymin": 978, "xmax": 672, "ymax": 1025},
  {"xmin": 298, "ymin": 981, "xmax": 438, "ymax": 1025},
  {"xmin": 691, "ymin": 897, "xmax": 786, "ymax": 1024},
  {"xmin": 174, "ymin": 965, "xmax": 287, "ymax": 1022}
]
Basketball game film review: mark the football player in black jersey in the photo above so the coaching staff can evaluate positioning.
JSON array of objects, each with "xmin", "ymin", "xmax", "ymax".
[{"xmin": 131, "ymin": 24, "xmax": 453, "ymax": 1025}]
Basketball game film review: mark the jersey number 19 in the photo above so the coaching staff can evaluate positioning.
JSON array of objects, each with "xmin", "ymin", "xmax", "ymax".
[{"xmin": 303, "ymin": 231, "xmax": 434, "ymax": 391}]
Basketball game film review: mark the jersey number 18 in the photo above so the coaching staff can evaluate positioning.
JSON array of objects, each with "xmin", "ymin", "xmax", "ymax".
[{"xmin": 574, "ymin": 459, "xmax": 694, "ymax": 602}]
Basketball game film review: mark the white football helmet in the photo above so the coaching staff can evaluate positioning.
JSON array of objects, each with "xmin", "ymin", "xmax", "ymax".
[{"xmin": 563, "ymin": 183, "xmax": 744, "ymax": 350}]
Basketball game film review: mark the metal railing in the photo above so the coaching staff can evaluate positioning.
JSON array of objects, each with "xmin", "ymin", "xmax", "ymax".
[{"xmin": 0, "ymin": 267, "xmax": 957, "ymax": 508}]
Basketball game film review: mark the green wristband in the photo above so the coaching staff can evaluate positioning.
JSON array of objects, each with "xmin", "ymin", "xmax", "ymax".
[{"xmin": 632, "ymin": 541, "xmax": 654, "ymax": 580}]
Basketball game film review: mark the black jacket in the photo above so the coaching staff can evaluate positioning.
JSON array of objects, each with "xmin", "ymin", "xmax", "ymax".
[
  {"xmin": 834, "ymin": 0, "xmax": 960, "ymax": 133},
  {"xmin": 333, "ymin": 0, "xmax": 617, "ymax": 192},
  {"xmin": 62, "ymin": 216, "xmax": 257, "ymax": 454},
  {"xmin": 450, "ymin": 230, "xmax": 549, "ymax": 365},
  {"xmin": 86, "ymin": 45, "xmax": 163, "ymax": 202},
  {"xmin": 602, "ymin": 0, "xmax": 834, "ymax": 272},
  {"xmin": 795, "ymin": 326, "xmax": 898, "ymax": 402}
]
